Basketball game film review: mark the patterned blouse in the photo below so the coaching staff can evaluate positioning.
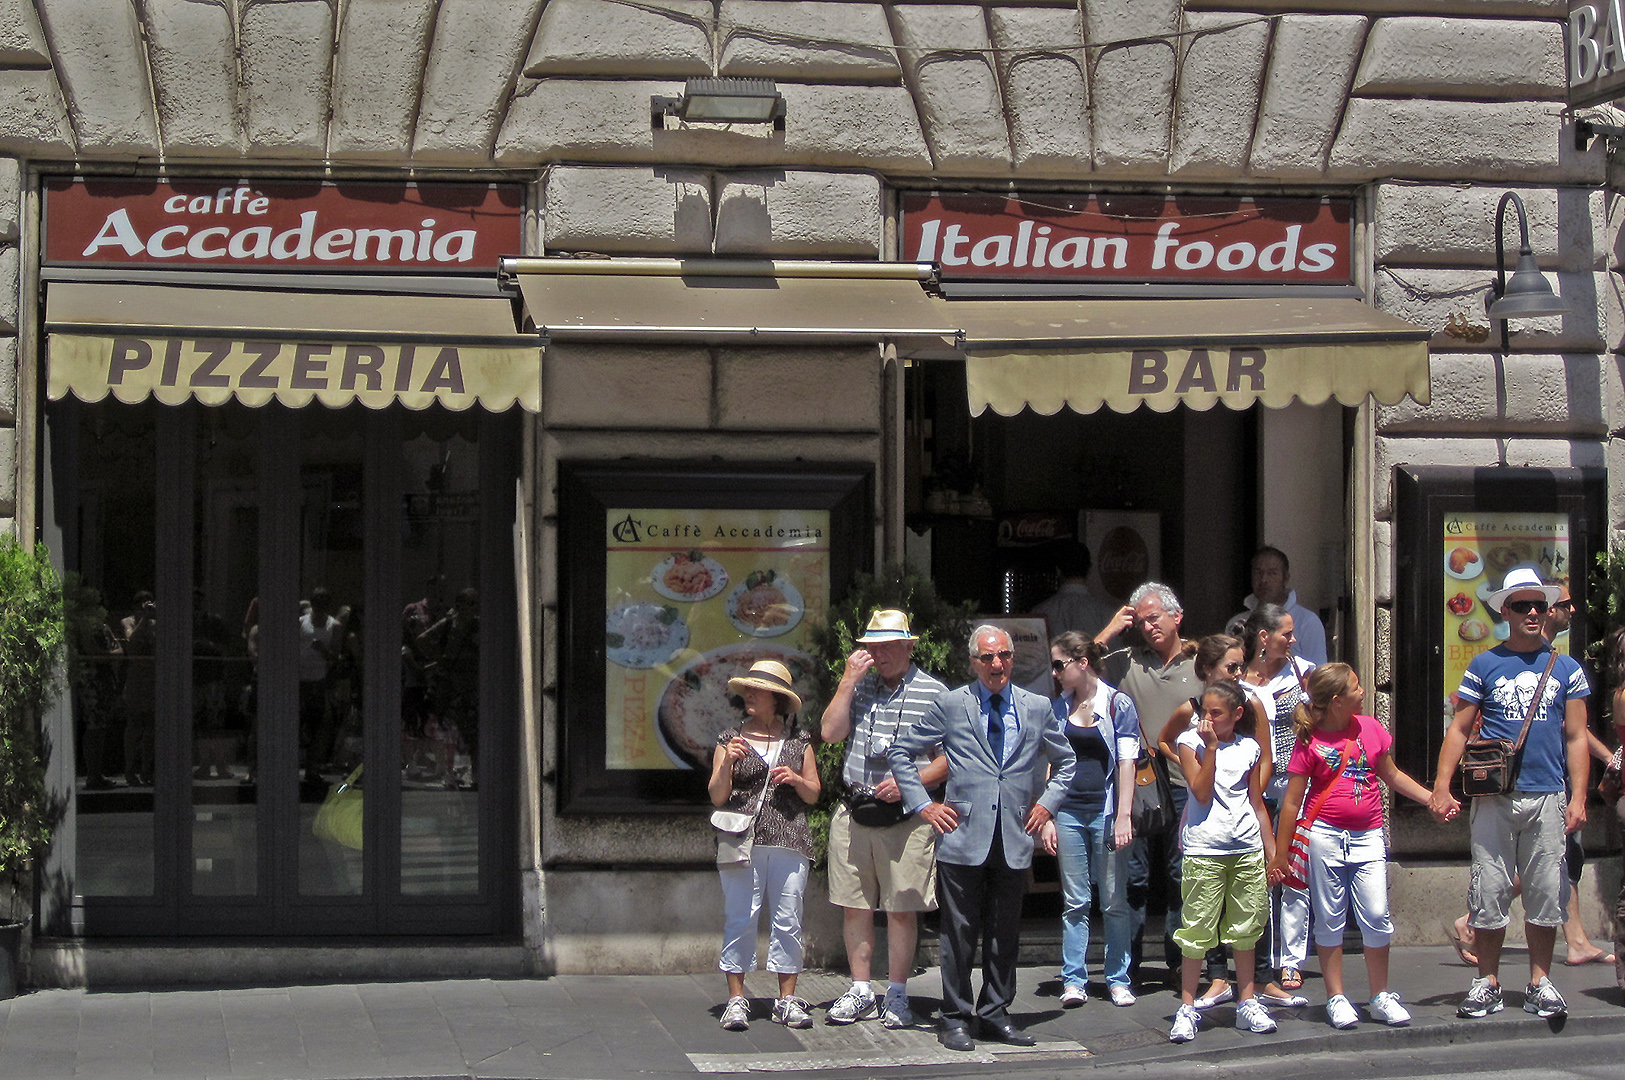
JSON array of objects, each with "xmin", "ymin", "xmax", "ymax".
[{"xmin": 715, "ymin": 727, "xmax": 815, "ymax": 860}]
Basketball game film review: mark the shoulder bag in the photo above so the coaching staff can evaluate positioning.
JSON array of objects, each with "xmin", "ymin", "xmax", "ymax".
[
  {"xmin": 1458, "ymin": 650, "xmax": 1558, "ymax": 798},
  {"xmin": 1131, "ymin": 694, "xmax": 1175, "ymax": 835},
  {"xmin": 712, "ymin": 738, "xmax": 781, "ymax": 866},
  {"xmin": 1282, "ymin": 736, "xmax": 1360, "ymax": 889}
]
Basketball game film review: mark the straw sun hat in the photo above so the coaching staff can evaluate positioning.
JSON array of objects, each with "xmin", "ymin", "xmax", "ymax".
[
  {"xmin": 727, "ymin": 659, "xmax": 803, "ymax": 715},
  {"xmin": 855, "ymin": 608, "xmax": 917, "ymax": 644}
]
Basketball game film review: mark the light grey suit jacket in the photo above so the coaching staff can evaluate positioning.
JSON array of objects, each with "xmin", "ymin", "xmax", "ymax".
[{"xmin": 888, "ymin": 681, "xmax": 1076, "ymax": 870}]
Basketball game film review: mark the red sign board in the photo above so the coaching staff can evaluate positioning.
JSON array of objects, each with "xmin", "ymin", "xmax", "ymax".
[
  {"xmin": 44, "ymin": 178, "xmax": 524, "ymax": 273},
  {"xmin": 901, "ymin": 192, "xmax": 1352, "ymax": 286}
]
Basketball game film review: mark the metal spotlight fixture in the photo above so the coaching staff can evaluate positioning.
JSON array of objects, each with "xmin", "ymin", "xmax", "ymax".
[
  {"xmin": 652, "ymin": 78, "xmax": 786, "ymax": 129},
  {"xmin": 1484, "ymin": 191, "xmax": 1570, "ymax": 350}
]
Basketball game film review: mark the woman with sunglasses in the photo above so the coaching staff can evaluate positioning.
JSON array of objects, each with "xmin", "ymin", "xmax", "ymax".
[
  {"xmin": 1240, "ymin": 603, "xmax": 1315, "ymax": 992},
  {"xmin": 1039, "ymin": 631, "xmax": 1140, "ymax": 1007},
  {"xmin": 1157, "ymin": 635, "xmax": 1297, "ymax": 1009}
]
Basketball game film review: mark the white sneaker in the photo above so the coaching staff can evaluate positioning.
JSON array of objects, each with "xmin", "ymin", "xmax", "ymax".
[
  {"xmin": 825, "ymin": 984, "xmax": 877, "ymax": 1025},
  {"xmin": 880, "ymin": 989, "xmax": 914, "ymax": 1029},
  {"xmin": 1523, "ymin": 976, "xmax": 1568, "ymax": 1018},
  {"xmin": 771, "ymin": 995, "xmax": 812, "ymax": 1028},
  {"xmin": 1169, "ymin": 1002, "xmax": 1201, "ymax": 1043},
  {"xmin": 1109, "ymin": 984, "xmax": 1136, "ymax": 1007},
  {"xmin": 1368, "ymin": 990, "xmax": 1411, "ymax": 1026},
  {"xmin": 720, "ymin": 995, "xmax": 750, "ymax": 1031},
  {"xmin": 1235, "ymin": 998, "xmax": 1277, "ymax": 1034},
  {"xmin": 1060, "ymin": 984, "xmax": 1088, "ymax": 1008},
  {"xmin": 1326, "ymin": 993, "xmax": 1359, "ymax": 1029}
]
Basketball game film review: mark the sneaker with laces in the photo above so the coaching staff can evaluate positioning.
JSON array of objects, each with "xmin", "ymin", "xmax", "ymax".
[
  {"xmin": 1368, "ymin": 991, "xmax": 1411, "ymax": 1026},
  {"xmin": 772, "ymin": 996, "xmax": 812, "ymax": 1028},
  {"xmin": 721, "ymin": 995, "xmax": 751, "ymax": 1031},
  {"xmin": 825, "ymin": 985, "xmax": 877, "ymax": 1025},
  {"xmin": 1235, "ymin": 998, "xmax": 1278, "ymax": 1034},
  {"xmin": 880, "ymin": 990, "xmax": 914, "ymax": 1029},
  {"xmin": 1325, "ymin": 994, "xmax": 1359, "ymax": 1029},
  {"xmin": 1109, "ymin": 984, "xmax": 1136, "ymax": 1007},
  {"xmin": 1169, "ymin": 1002, "xmax": 1202, "ymax": 1043},
  {"xmin": 1059, "ymin": 984, "xmax": 1088, "ymax": 1008},
  {"xmin": 1523, "ymin": 977, "xmax": 1567, "ymax": 1018},
  {"xmin": 1457, "ymin": 977, "xmax": 1503, "ymax": 1018}
]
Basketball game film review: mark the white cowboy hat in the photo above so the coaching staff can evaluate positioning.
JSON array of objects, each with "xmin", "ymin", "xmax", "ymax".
[
  {"xmin": 1485, "ymin": 564, "xmax": 1563, "ymax": 613},
  {"xmin": 726, "ymin": 659, "xmax": 803, "ymax": 714},
  {"xmin": 856, "ymin": 608, "xmax": 917, "ymax": 644}
]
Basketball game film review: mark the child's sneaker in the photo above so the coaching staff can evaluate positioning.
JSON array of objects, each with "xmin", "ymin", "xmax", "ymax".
[
  {"xmin": 1368, "ymin": 990, "xmax": 1411, "ymax": 1026},
  {"xmin": 1169, "ymin": 1002, "xmax": 1201, "ymax": 1043},
  {"xmin": 771, "ymin": 996, "xmax": 812, "ymax": 1028},
  {"xmin": 1325, "ymin": 994, "xmax": 1359, "ymax": 1029},
  {"xmin": 1523, "ymin": 976, "xmax": 1567, "ymax": 1018},
  {"xmin": 1235, "ymin": 998, "xmax": 1277, "ymax": 1034},
  {"xmin": 720, "ymin": 995, "xmax": 751, "ymax": 1031},
  {"xmin": 1456, "ymin": 977, "xmax": 1503, "ymax": 1018}
]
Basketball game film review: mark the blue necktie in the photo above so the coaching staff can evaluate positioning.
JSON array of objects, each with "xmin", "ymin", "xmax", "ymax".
[{"xmin": 988, "ymin": 692, "xmax": 1004, "ymax": 764}]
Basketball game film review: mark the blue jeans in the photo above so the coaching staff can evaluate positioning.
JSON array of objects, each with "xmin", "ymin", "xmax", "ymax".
[{"xmin": 1056, "ymin": 805, "xmax": 1133, "ymax": 989}]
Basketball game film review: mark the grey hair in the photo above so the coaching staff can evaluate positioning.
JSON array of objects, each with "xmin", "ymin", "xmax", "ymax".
[
  {"xmin": 1128, "ymin": 581, "xmax": 1183, "ymax": 617},
  {"xmin": 968, "ymin": 623, "xmax": 1014, "ymax": 658}
]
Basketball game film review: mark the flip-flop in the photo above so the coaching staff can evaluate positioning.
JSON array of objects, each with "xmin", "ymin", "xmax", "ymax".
[
  {"xmin": 1280, "ymin": 968, "xmax": 1303, "ymax": 990},
  {"xmin": 1447, "ymin": 916, "xmax": 1478, "ymax": 966},
  {"xmin": 1564, "ymin": 951, "xmax": 1617, "ymax": 966}
]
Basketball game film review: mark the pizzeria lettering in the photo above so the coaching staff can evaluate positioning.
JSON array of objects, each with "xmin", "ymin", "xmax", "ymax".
[{"xmin": 104, "ymin": 337, "xmax": 469, "ymax": 395}]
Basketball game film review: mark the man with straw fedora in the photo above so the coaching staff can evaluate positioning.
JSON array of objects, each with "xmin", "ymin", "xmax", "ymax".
[{"xmin": 820, "ymin": 609, "xmax": 948, "ymax": 1029}]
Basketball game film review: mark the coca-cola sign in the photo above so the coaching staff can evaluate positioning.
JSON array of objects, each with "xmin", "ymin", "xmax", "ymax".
[
  {"xmin": 901, "ymin": 192, "xmax": 1352, "ymax": 286},
  {"xmin": 44, "ymin": 178, "xmax": 523, "ymax": 273}
]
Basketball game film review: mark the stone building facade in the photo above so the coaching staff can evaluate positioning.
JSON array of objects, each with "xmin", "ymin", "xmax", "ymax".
[{"xmin": 0, "ymin": 0, "xmax": 1618, "ymax": 979}]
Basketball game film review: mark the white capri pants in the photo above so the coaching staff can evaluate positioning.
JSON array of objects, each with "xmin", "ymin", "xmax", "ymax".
[
  {"xmin": 1307, "ymin": 822, "xmax": 1393, "ymax": 949},
  {"xmin": 719, "ymin": 846, "xmax": 810, "ymax": 974}
]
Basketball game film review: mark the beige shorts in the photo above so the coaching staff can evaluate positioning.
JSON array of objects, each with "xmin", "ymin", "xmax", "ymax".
[
  {"xmin": 1468, "ymin": 790, "xmax": 1566, "ymax": 930},
  {"xmin": 826, "ymin": 802, "xmax": 938, "ymax": 912}
]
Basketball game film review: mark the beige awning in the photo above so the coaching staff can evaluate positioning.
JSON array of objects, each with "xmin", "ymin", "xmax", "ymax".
[
  {"xmin": 948, "ymin": 297, "xmax": 1431, "ymax": 416},
  {"xmin": 46, "ymin": 282, "xmax": 540, "ymax": 411},
  {"xmin": 502, "ymin": 257, "xmax": 961, "ymax": 344}
]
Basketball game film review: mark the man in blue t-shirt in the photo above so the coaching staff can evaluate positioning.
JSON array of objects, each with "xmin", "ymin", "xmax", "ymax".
[{"xmin": 1431, "ymin": 565, "xmax": 1591, "ymax": 1021}]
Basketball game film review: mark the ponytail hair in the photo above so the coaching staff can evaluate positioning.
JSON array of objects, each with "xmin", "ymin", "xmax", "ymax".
[
  {"xmin": 1291, "ymin": 662, "xmax": 1358, "ymax": 742},
  {"xmin": 1201, "ymin": 679, "xmax": 1249, "ymax": 729}
]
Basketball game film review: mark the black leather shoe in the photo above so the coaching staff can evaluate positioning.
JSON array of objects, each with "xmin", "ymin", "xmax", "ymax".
[
  {"xmin": 979, "ymin": 1020, "xmax": 1037, "ymax": 1047},
  {"xmin": 938, "ymin": 1024, "xmax": 976, "ymax": 1052}
]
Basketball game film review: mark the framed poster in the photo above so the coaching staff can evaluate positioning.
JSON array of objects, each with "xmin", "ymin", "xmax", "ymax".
[
  {"xmin": 1082, "ymin": 510, "xmax": 1161, "ymax": 605},
  {"xmin": 1392, "ymin": 466, "xmax": 1604, "ymax": 780},
  {"xmin": 557, "ymin": 463, "xmax": 871, "ymax": 813}
]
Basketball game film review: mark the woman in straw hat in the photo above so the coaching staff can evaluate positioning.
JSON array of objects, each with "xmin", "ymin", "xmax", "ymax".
[{"xmin": 709, "ymin": 659, "xmax": 821, "ymax": 1032}]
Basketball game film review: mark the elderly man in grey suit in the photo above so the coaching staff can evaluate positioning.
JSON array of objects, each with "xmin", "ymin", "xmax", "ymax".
[{"xmin": 889, "ymin": 623, "xmax": 1076, "ymax": 1052}]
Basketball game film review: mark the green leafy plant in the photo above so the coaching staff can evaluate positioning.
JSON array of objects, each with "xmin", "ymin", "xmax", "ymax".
[
  {"xmin": 1586, "ymin": 545, "xmax": 1625, "ymax": 718},
  {"xmin": 801, "ymin": 562, "xmax": 976, "ymax": 868},
  {"xmin": 0, "ymin": 538, "xmax": 67, "ymax": 918}
]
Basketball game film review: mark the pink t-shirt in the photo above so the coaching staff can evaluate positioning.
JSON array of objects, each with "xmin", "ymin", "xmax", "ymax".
[{"xmin": 1286, "ymin": 714, "xmax": 1391, "ymax": 832}]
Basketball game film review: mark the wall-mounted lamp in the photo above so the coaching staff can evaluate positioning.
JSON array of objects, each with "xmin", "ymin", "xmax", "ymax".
[
  {"xmin": 1484, "ymin": 191, "xmax": 1570, "ymax": 351},
  {"xmin": 652, "ymin": 78, "xmax": 786, "ymax": 130}
]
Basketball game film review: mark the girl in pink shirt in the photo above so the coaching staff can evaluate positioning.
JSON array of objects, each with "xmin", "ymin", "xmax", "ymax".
[{"xmin": 1266, "ymin": 664, "xmax": 1440, "ymax": 1030}]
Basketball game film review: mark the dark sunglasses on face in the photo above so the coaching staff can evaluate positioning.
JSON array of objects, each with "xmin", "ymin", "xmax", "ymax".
[
  {"xmin": 1553, "ymin": 600, "xmax": 1575, "ymax": 611},
  {"xmin": 976, "ymin": 650, "xmax": 1015, "ymax": 664},
  {"xmin": 1224, "ymin": 661, "xmax": 1244, "ymax": 674},
  {"xmin": 1051, "ymin": 659, "xmax": 1071, "ymax": 673},
  {"xmin": 1505, "ymin": 599, "xmax": 1549, "ymax": 615}
]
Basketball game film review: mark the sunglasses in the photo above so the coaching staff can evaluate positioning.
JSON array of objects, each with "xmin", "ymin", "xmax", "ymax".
[
  {"xmin": 1223, "ymin": 661, "xmax": 1244, "ymax": 674},
  {"xmin": 1504, "ymin": 599, "xmax": 1549, "ymax": 615},
  {"xmin": 976, "ymin": 650, "xmax": 1015, "ymax": 664},
  {"xmin": 1050, "ymin": 659, "xmax": 1072, "ymax": 673},
  {"xmin": 1553, "ymin": 600, "xmax": 1576, "ymax": 611}
]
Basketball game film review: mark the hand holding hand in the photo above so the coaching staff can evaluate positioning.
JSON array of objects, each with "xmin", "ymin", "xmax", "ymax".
[
  {"xmin": 919, "ymin": 802, "xmax": 959, "ymax": 835},
  {"xmin": 1427, "ymin": 787, "xmax": 1458, "ymax": 821}
]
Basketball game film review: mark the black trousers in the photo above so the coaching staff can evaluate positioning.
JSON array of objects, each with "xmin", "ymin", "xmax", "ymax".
[{"xmin": 936, "ymin": 829, "xmax": 1027, "ymax": 1027}]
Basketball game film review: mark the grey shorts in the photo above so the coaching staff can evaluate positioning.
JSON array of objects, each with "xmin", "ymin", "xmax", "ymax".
[
  {"xmin": 826, "ymin": 802, "xmax": 938, "ymax": 912},
  {"xmin": 1468, "ymin": 790, "xmax": 1566, "ymax": 930}
]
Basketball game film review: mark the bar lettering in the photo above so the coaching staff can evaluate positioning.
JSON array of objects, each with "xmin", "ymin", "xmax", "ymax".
[
  {"xmin": 1227, "ymin": 348, "xmax": 1266, "ymax": 391},
  {"xmin": 1128, "ymin": 350, "xmax": 1168, "ymax": 395}
]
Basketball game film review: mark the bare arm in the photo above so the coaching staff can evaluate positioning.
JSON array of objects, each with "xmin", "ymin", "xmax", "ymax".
[
  {"xmin": 1565, "ymin": 697, "xmax": 1590, "ymax": 833},
  {"xmin": 1157, "ymin": 702, "xmax": 1193, "ymax": 765},
  {"xmin": 1113, "ymin": 758, "xmax": 1135, "ymax": 850},
  {"xmin": 770, "ymin": 744, "xmax": 822, "ymax": 806},
  {"xmin": 1266, "ymin": 772, "xmax": 1309, "ymax": 884},
  {"xmin": 820, "ymin": 649, "xmax": 873, "ymax": 743},
  {"xmin": 1248, "ymin": 753, "xmax": 1275, "ymax": 863},
  {"xmin": 1180, "ymin": 726, "xmax": 1217, "ymax": 807},
  {"xmin": 1374, "ymin": 750, "xmax": 1438, "ymax": 811},
  {"xmin": 1429, "ymin": 699, "xmax": 1476, "ymax": 820},
  {"xmin": 709, "ymin": 741, "xmax": 745, "ymax": 808}
]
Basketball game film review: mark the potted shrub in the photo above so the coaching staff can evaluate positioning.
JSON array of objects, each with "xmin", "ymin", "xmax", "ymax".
[{"xmin": 0, "ymin": 537, "xmax": 67, "ymax": 997}]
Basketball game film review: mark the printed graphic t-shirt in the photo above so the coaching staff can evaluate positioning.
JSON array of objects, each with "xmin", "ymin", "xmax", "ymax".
[
  {"xmin": 1456, "ymin": 645, "xmax": 1590, "ymax": 795},
  {"xmin": 1286, "ymin": 713, "xmax": 1391, "ymax": 832}
]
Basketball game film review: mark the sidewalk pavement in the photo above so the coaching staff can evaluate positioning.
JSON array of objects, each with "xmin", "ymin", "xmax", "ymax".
[{"xmin": 0, "ymin": 946, "xmax": 1619, "ymax": 1080}]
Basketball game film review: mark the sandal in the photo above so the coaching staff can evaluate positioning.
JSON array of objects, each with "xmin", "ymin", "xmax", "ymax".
[
  {"xmin": 1448, "ymin": 915, "xmax": 1478, "ymax": 967},
  {"xmin": 1280, "ymin": 967, "xmax": 1303, "ymax": 990}
]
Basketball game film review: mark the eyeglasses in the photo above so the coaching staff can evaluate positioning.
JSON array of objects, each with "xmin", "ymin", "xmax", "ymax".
[
  {"xmin": 976, "ymin": 650, "xmax": 1014, "ymax": 664},
  {"xmin": 1504, "ymin": 599, "xmax": 1549, "ymax": 615}
]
